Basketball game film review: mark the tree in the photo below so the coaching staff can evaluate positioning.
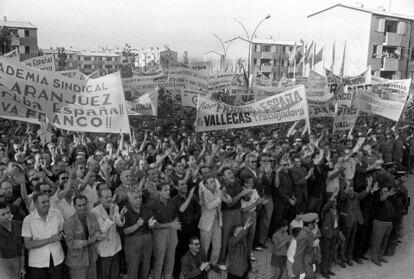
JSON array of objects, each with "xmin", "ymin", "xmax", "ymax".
[
  {"xmin": 120, "ymin": 43, "xmax": 135, "ymax": 78},
  {"xmin": 0, "ymin": 26, "xmax": 12, "ymax": 55}
]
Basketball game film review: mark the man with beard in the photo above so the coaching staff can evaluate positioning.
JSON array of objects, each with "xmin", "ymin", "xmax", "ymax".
[
  {"xmin": 63, "ymin": 195, "xmax": 104, "ymax": 279},
  {"xmin": 0, "ymin": 202, "xmax": 25, "ymax": 279}
]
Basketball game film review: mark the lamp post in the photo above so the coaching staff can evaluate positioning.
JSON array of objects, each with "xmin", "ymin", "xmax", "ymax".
[
  {"xmin": 210, "ymin": 33, "xmax": 234, "ymax": 70},
  {"xmin": 233, "ymin": 15, "xmax": 271, "ymax": 79}
]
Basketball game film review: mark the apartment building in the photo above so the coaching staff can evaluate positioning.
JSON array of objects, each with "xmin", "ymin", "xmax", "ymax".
[
  {"xmin": 307, "ymin": 3, "xmax": 414, "ymax": 80},
  {"xmin": 0, "ymin": 17, "xmax": 38, "ymax": 61},
  {"xmin": 250, "ymin": 38, "xmax": 295, "ymax": 80},
  {"xmin": 42, "ymin": 48, "xmax": 121, "ymax": 75}
]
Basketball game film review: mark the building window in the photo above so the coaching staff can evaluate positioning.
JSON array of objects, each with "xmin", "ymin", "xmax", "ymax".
[
  {"xmin": 384, "ymin": 20, "xmax": 398, "ymax": 33},
  {"xmin": 84, "ymin": 65, "xmax": 92, "ymax": 69},
  {"xmin": 24, "ymin": 29, "xmax": 30, "ymax": 37},
  {"xmin": 408, "ymin": 71, "xmax": 414, "ymax": 80},
  {"xmin": 262, "ymin": 45, "xmax": 271, "ymax": 52},
  {"xmin": 105, "ymin": 65, "xmax": 112, "ymax": 69},
  {"xmin": 84, "ymin": 56, "xmax": 91, "ymax": 61},
  {"xmin": 25, "ymin": 46, "xmax": 30, "ymax": 54}
]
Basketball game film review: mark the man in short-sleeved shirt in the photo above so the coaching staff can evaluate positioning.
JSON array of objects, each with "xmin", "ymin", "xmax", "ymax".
[{"xmin": 22, "ymin": 192, "xmax": 65, "ymax": 279}]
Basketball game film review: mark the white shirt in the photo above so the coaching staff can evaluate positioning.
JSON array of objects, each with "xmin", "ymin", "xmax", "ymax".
[
  {"xmin": 287, "ymin": 238, "xmax": 297, "ymax": 263},
  {"xmin": 22, "ymin": 209, "xmax": 65, "ymax": 268},
  {"xmin": 241, "ymin": 189, "xmax": 260, "ymax": 212},
  {"xmin": 91, "ymin": 204, "xmax": 124, "ymax": 257}
]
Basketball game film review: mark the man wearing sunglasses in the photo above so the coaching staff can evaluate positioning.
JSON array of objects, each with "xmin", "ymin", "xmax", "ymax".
[{"xmin": 180, "ymin": 236, "xmax": 210, "ymax": 279}]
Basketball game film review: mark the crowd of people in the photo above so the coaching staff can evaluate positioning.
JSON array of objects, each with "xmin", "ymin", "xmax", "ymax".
[{"xmin": 0, "ymin": 115, "xmax": 411, "ymax": 279}]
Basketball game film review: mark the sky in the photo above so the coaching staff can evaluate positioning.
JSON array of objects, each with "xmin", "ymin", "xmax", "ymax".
[{"xmin": 2, "ymin": 0, "xmax": 414, "ymax": 61}]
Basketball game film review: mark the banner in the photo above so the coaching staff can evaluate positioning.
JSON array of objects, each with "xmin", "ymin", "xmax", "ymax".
[
  {"xmin": 167, "ymin": 65, "xmax": 209, "ymax": 92},
  {"xmin": 126, "ymin": 90, "xmax": 158, "ymax": 116},
  {"xmin": 195, "ymin": 85, "xmax": 309, "ymax": 132},
  {"xmin": 326, "ymin": 68, "xmax": 371, "ymax": 107},
  {"xmin": 23, "ymin": 54, "xmax": 56, "ymax": 71},
  {"xmin": 2, "ymin": 49, "xmax": 19, "ymax": 60},
  {"xmin": 355, "ymin": 78, "xmax": 411, "ymax": 121},
  {"xmin": 306, "ymin": 70, "xmax": 334, "ymax": 103},
  {"xmin": 190, "ymin": 61, "xmax": 212, "ymax": 74},
  {"xmin": 58, "ymin": 69, "xmax": 88, "ymax": 80},
  {"xmin": 353, "ymin": 137, "xmax": 366, "ymax": 153},
  {"xmin": 0, "ymin": 57, "xmax": 130, "ymax": 133},
  {"xmin": 333, "ymin": 106, "xmax": 359, "ymax": 132},
  {"xmin": 181, "ymin": 90, "xmax": 200, "ymax": 108},
  {"xmin": 122, "ymin": 68, "xmax": 166, "ymax": 98},
  {"xmin": 208, "ymin": 72, "xmax": 235, "ymax": 93}
]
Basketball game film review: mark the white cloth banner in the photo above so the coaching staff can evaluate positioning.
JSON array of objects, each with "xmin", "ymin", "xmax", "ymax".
[
  {"xmin": 326, "ymin": 68, "xmax": 371, "ymax": 107},
  {"xmin": 126, "ymin": 90, "xmax": 158, "ymax": 116},
  {"xmin": 333, "ymin": 106, "xmax": 359, "ymax": 132},
  {"xmin": 196, "ymin": 85, "xmax": 309, "ymax": 132},
  {"xmin": 355, "ymin": 78, "xmax": 411, "ymax": 121},
  {"xmin": 0, "ymin": 57, "xmax": 130, "ymax": 133},
  {"xmin": 2, "ymin": 49, "xmax": 19, "ymax": 60},
  {"xmin": 122, "ymin": 70, "xmax": 165, "ymax": 98},
  {"xmin": 23, "ymin": 54, "xmax": 56, "ymax": 71},
  {"xmin": 58, "ymin": 69, "xmax": 88, "ymax": 80},
  {"xmin": 167, "ymin": 65, "xmax": 209, "ymax": 92}
]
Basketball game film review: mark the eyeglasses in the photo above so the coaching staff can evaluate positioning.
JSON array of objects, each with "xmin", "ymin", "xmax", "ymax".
[{"xmin": 190, "ymin": 242, "xmax": 200, "ymax": 246}]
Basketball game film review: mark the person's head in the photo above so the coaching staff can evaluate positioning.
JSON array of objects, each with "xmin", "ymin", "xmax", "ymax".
[
  {"xmin": 128, "ymin": 190, "xmax": 143, "ymax": 209},
  {"xmin": 35, "ymin": 183, "xmax": 53, "ymax": 196},
  {"xmin": 0, "ymin": 202, "xmax": 12, "ymax": 225},
  {"xmin": 76, "ymin": 164, "xmax": 87, "ymax": 179},
  {"xmin": 232, "ymin": 225, "xmax": 244, "ymax": 237},
  {"xmin": 222, "ymin": 167, "xmax": 235, "ymax": 183},
  {"xmin": 57, "ymin": 171, "xmax": 69, "ymax": 187},
  {"xmin": 243, "ymin": 176, "xmax": 254, "ymax": 189},
  {"xmin": 14, "ymin": 152, "xmax": 25, "ymax": 163},
  {"xmin": 188, "ymin": 236, "xmax": 201, "ymax": 254},
  {"xmin": 177, "ymin": 179, "xmax": 188, "ymax": 195},
  {"xmin": 157, "ymin": 182, "xmax": 171, "ymax": 200},
  {"xmin": 279, "ymin": 158, "xmax": 290, "ymax": 172},
  {"xmin": 120, "ymin": 170, "xmax": 133, "ymax": 186},
  {"xmin": 0, "ymin": 180, "xmax": 13, "ymax": 200},
  {"xmin": 245, "ymin": 154, "xmax": 257, "ymax": 169},
  {"xmin": 174, "ymin": 161, "xmax": 185, "ymax": 175},
  {"xmin": 294, "ymin": 137, "xmax": 303, "ymax": 147},
  {"xmin": 203, "ymin": 176, "xmax": 216, "ymax": 191},
  {"xmin": 33, "ymin": 192, "xmax": 50, "ymax": 215},
  {"xmin": 73, "ymin": 195, "xmax": 88, "ymax": 218},
  {"xmin": 42, "ymin": 153, "xmax": 51, "ymax": 167},
  {"xmin": 98, "ymin": 189, "xmax": 112, "ymax": 209},
  {"xmin": 94, "ymin": 150, "xmax": 105, "ymax": 162},
  {"xmin": 114, "ymin": 159, "xmax": 126, "ymax": 173},
  {"xmin": 188, "ymin": 155, "xmax": 197, "ymax": 168},
  {"xmin": 199, "ymin": 166, "xmax": 211, "ymax": 179},
  {"xmin": 293, "ymin": 156, "xmax": 302, "ymax": 168},
  {"xmin": 138, "ymin": 159, "xmax": 149, "ymax": 171},
  {"xmin": 147, "ymin": 168, "xmax": 159, "ymax": 182}
]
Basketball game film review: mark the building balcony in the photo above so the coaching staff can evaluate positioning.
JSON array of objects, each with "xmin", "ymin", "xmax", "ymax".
[
  {"xmin": 261, "ymin": 52, "xmax": 277, "ymax": 59},
  {"xmin": 382, "ymin": 57, "xmax": 399, "ymax": 71},
  {"xmin": 384, "ymin": 32, "xmax": 402, "ymax": 46},
  {"xmin": 371, "ymin": 58, "xmax": 382, "ymax": 71},
  {"xmin": 260, "ymin": 65, "xmax": 274, "ymax": 73}
]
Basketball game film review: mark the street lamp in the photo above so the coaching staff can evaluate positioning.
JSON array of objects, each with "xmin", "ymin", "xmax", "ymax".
[
  {"xmin": 232, "ymin": 15, "xmax": 271, "ymax": 80},
  {"xmin": 211, "ymin": 33, "xmax": 234, "ymax": 70}
]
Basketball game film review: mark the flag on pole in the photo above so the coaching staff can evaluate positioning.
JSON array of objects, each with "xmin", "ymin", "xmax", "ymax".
[
  {"xmin": 304, "ymin": 41, "xmax": 314, "ymax": 64},
  {"xmin": 313, "ymin": 47, "xmax": 323, "ymax": 65},
  {"xmin": 330, "ymin": 42, "xmax": 336, "ymax": 71},
  {"xmin": 339, "ymin": 41, "xmax": 346, "ymax": 76}
]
